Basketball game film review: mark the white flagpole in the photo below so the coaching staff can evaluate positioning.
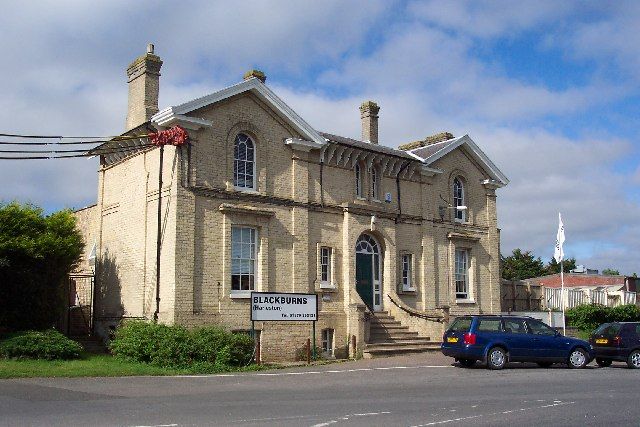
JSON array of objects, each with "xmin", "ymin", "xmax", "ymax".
[{"xmin": 561, "ymin": 259, "xmax": 565, "ymax": 335}]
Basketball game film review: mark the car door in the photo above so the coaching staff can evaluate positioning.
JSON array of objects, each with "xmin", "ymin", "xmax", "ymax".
[
  {"xmin": 526, "ymin": 319, "xmax": 566, "ymax": 360},
  {"xmin": 502, "ymin": 318, "xmax": 529, "ymax": 361}
]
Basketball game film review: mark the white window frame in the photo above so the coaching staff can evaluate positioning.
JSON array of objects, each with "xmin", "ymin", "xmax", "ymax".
[
  {"xmin": 321, "ymin": 328, "xmax": 334, "ymax": 357},
  {"xmin": 453, "ymin": 177, "xmax": 465, "ymax": 222},
  {"xmin": 371, "ymin": 166, "xmax": 380, "ymax": 200},
  {"xmin": 320, "ymin": 246, "xmax": 333, "ymax": 288},
  {"xmin": 401, "ymin": 253, "xmax": 415, "ymax": 292},
  {"xmin": 455, "ymin": 248, "xmax": 470, "ymax": 300},
  {"xmin": 233, "ymin": 133, "xmax": 256, "ymax": 191},
  {"xmin": 317, "ymin": 244, "xmax": 336, "ymax": 290},
  {"xmin": 355, "ymin": 163, "xmax": 363, "ymax": 199},
  {"xmin": 231, "ymin": 226, "xmax": 258, "ymax": 297}
]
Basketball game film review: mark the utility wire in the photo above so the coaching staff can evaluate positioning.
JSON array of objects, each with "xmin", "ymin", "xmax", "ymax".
[
  {"xmin": 0, "ymin": 144, "xmax": 156, "ymax": 154},
  {"xmin": 0, "ymin": 143, "xmax": 157, "ymax": 160},
  {"xmin": 0, "ymin": 132, "xmax": 154, "ymax": 140}
]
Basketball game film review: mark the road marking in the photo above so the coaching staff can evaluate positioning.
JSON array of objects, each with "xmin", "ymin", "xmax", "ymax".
[
  {"xmin": 131, "ymin": 424, "xmax": 178, "ymax": 427},
  {"xmin": 411, "ymin": 401, "xmax": 575, "ymax": 426},
  {"xmin": 171, "ymin": 365, "xmax": 451, "ymax": 379},
  {"xmin": 311, "ymin": 411, "xmax": 391, "ymax": 427}
]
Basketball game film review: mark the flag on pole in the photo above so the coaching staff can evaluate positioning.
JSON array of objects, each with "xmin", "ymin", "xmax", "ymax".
[{"xmin": 554, "ymin": 213, "xmax": 565, "ymax": 263}]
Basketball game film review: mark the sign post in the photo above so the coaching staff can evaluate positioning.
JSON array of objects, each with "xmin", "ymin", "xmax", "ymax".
[{"xmin": 251, "ymin": 292, "xmax": 318, "ymax": 361}]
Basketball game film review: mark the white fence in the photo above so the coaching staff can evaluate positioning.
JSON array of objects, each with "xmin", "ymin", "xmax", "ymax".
[{"xmin": 544, "ymin": 288, "xmax": 638, "ymax": 310}]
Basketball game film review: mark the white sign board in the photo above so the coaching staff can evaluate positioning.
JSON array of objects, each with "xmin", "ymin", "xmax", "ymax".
[{"xmin": 251, "ymin": 292, "xmax": 317, "ymax": 321}]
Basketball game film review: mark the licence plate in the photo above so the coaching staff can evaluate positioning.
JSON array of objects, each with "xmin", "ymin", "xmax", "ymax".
[
  {"xmin": 447, "ymin": 337, "xmax": 459, "ymax": 343},
  {"xmin": 595, "ymin": 338, "xmax": 608, "ymax": 344}
]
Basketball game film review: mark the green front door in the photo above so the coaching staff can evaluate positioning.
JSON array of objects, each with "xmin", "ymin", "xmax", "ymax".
[{"xmin": 356, "ymin": 253, "xmax": 374, "ymax": 309}]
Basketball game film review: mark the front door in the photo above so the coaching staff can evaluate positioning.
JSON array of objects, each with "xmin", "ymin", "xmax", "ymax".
[{"xmin": 356, "ymin": 253, "xmax": 374, "ymax": 309}]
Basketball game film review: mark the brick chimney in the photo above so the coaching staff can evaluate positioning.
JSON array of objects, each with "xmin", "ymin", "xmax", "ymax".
[
  {"xmin": 359, "ymin": 101, "xmax": 380, "ymax": 144},
  {"xmin": 125, "ymin": 43, "xmax": 163, "ymax": 131}
]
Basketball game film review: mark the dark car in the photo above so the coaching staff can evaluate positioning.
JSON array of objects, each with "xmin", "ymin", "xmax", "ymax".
[
  {"xmin": 441, "ymin": 315, "xmax": 595, "ymax": 370},
  {"xmin": 589, "ymin": 322, "xmax": 640, "ymax": 369}
]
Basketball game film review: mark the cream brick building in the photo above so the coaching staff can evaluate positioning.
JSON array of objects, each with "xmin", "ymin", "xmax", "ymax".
[{"xmin": 76, "ymin": 46, "xmax": 508, "ymax": 361}]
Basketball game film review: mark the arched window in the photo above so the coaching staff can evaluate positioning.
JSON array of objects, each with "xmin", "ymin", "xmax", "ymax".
[
  {"xmin": 453, "ymin": 177, "xmax": 465, "ymax": 222},
  {"xmin": 371, "ymin": 166, "xmax": 379, "ymax": 200},
  {"xmin": 355, "ymin": 164, "xmax": 363, "ymax": 198},
  {"xmin": 234, "ymin": 133, "xmax": 255, "ymax": 189}
]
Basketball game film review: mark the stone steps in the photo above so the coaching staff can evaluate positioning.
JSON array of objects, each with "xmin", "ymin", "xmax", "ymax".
[{"xmin": 364, "ymin": 311, "xmax": 441, "ymax": 358}]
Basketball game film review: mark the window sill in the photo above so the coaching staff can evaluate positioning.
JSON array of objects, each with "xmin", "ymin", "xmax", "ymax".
[
  {"xmin": 456, "ymin": 298, "xmax": 476, "ymax": 304},
  {"xmin": 319, "ymin": 283, "xmax": 337, "ymax": 292},
  {"xmin": 399, "ymin": 286, "xmax": 417, "ymax": 294},
  {"xmin": 230, "ymin": 291, "xmax": 252, "ymax": 299},
  {"xmin": 234, "ymin": 187, "xmax": 259, "ymax": 194}
]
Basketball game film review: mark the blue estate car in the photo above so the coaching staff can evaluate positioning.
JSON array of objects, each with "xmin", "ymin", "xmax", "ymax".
[
  {"xmin": 589, "ymin": 322, "xmax": 640, "ymax": 368},
  {"xmin": 441, "ymin": 315, "xmax": 595, "ymax": 369}
]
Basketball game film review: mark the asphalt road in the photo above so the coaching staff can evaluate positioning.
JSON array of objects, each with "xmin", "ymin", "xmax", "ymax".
[{"xmin": 1, "ymin": 353, "xmax": 639, "ymax": 426}]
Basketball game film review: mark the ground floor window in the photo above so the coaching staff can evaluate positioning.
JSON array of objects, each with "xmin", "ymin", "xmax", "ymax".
[
  {"xmin": 231, "ymin": 226, "xmax": 257, "ymax": 292},
  {"xmin": 455, "ymin": 249, "xmax": 469, "ymax": 299},
  {"xmin": 401, "ymin": 254, "xmax": 413, "ymax": 291},
  {"xmin": 321, "ymin": 328, "xmax": 334, "ymax": 356}
]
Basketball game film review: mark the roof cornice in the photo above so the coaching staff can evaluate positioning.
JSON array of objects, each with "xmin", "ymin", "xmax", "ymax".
[{"xmin": 152, "ymin": 78, "xmax": 326, "ymax": 149}]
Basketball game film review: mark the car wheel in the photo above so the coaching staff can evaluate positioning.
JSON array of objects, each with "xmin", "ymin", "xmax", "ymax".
[
  {"xmin": 459, "ymin": 359, "xmax": 475, "ymax": 368},
  {"xmin": 596, "ymin": 358, "xmax": 612, "ymax": 367},
  {"xmin": 627, "ymin": 350, "xmax": 640, "ymax": 369},
  {"xmin": 537, "ymin": 362, "xmax": 553, "ymax": 368},
  {"xmin": 487, "ymin": 347, "xmax": 506, "ymax": 370},
  {"xmin": 567, "ymin": 348, "xmax": 588, "ymax": 369}
]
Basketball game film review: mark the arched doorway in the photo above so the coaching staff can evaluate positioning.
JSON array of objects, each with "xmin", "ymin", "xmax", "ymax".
[{"xmin": 355, "ymin": 234, "xmax": 382, "ymax": 311}]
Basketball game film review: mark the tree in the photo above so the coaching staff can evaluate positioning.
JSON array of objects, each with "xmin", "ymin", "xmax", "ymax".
[
  {"xmin": 501, "ymin": 249, "xmax": 546, "ymax": 280},
  {"xmin": 0, "ymin": 203, "xmax": 83, "ymax": 330},
  {"xmin": 602, "ymin": 268, "xmax": 620, "ymax": 276},
  {"xmin": 545, "ymin": 257, "xmax": 577, "ymax": 275}
]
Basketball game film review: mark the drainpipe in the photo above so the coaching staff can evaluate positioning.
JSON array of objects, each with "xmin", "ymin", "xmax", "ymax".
[
  {"xmin": 320, "ymin": 160, "xmax": 324, "ymax": 207},
  {"xmin": 395, "ymin": 161, "xmax": 411, "ymax": 223}
]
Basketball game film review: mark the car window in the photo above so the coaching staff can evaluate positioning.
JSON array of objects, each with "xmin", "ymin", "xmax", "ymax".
[
  {"xmin": 636, "ymin": 324, "xmax": 640, "ymax": 335},
  {"xmin": 527, "ymin": 320, "xmax": 556, "ymax": 336},
  {"xmin": 595, "ymin": 323, "xmax": 622, "ymax": 337},
  {"xmin": 503, "ymin": 319, "xmax": 527, "ymax": 334},
  {"xmin": 448, "ymin": 317, "xmax": 472, "ymax": 332},
  {"xmin": 477, "ymin": 319, "xmax": 502, "ymax": 332}
]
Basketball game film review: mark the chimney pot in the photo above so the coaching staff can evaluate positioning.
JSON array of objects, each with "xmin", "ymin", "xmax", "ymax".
[
  {"xmin": 359, "ymin": 100, "xmax": 380, "ymax": 144},
  {"xmin": 243, "ymin": 69, "xmax": 267, "ymax": 83},
  {"xmin": 147, "ymin": 43, "xmax": 154, "ymax": 54}
]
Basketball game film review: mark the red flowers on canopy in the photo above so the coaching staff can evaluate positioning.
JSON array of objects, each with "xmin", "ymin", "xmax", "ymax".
[{"xmin": 149, "ymin": 126, "xmax": 190, "ymax": 146}]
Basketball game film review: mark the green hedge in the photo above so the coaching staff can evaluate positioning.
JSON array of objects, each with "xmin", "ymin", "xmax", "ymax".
[
  {"xmin": 0, "ymin": 330, "xmax": 83, "ymax": 360},
  {"xmin": 109, "ymin": 321, "xmax": 254, "ymax": 369},
  {"xmin": 565, "ymin": 304, "xmax": 640, "ymax": 332}
]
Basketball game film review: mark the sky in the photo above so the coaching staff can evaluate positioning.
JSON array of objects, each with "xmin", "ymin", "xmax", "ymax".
[{"xmin": 0, "ymin": 0, "xmax": 638, "ymax": 275}]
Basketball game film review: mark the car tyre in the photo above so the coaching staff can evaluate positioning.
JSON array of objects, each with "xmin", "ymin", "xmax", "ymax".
[
  {"xmin": 596, "ymin": 358, "xmax": 612, "ymax": 367},
  {"xmin": 487, "ymin": 347, "xmax": 506, "ymax": 370},
  {"xmin": 459, "ymin": 359, "xmax": 475, "ymax": 368},
  {"xmin": 627, "ymin": 350, "xmax": 640, "ymax": 369},
  {"xmin": 567, "ymin": 348, "xmax": 588, "ymax": 369},
  {"xmin": 537, "ymin": 362, "xmax": 553, "ymax": 368}
]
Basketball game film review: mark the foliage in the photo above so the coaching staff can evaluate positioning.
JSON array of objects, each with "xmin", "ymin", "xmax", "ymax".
[
  {"xmin": 0, "ymin": 330, "xmax": 83, "ymax": 360},
  {"xmin": 545, "ymin": 257, "xmax": 577, "ymax": 275},
  {"xmin": 501, "ymin": 249, "xmax": 546, "ymax": 280},
  {"xmin": 566, "ymin": 304, "xmax": 640, "ymax": 332},
  {"xmin": 109, "ymin": 320, "xmax": 255, "ymax": 369},
  {"xmin": 602, "ymin": 268, "xmax": 620, "ymax": 276},
  {"xmin": 0, "ymin": 202, "xmax": 84, "ymax": 330}
]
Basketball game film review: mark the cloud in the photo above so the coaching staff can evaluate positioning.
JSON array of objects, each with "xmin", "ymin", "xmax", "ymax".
[{"xmin": 0, "ymin": 0, "xmax": 638, "ymax": 275}]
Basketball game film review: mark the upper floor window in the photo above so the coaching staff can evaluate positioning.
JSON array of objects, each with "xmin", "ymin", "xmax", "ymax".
[
  {"xmin": 355, "ymin": 164, "xmax": 363, "ymax": 198},
  {"xmin": 234, "ymin": 133, "xmax": 255, "ymax": 189},
  {"xmin": 231, "ymin": 226, "xmax": 257, "ymax": 293},
  {"xmin": 371, "ymin": 167, "xmax": 379, "ymax": 200},
  {"xmin": 453, "ymin": 177, "xmax": 465, "ymax": 222}
]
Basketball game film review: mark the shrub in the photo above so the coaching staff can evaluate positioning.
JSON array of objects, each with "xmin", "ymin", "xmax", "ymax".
[
  {"xmin": 109, "ymin": 321, "xmax": 255, "ymax": 369},
  {"xmin": 0, "ymin": 330, "xmax": 83, "ymax": 360},
  {"xmin": 566, "ymin": 304, "xmax": 640, "ymax": 332},
  {"xmin": 565, "ymin": 304, "xmax": 609, "ymax": 332}
]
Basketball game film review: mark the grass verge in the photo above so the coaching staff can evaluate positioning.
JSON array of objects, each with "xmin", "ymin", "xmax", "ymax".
[{"xmin": 0, "ymin": 354, "xmax": 267, "ymax": 379}]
